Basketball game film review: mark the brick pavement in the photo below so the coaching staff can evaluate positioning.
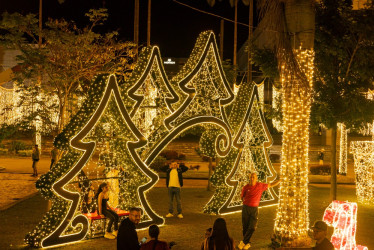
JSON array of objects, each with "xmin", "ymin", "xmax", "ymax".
[{"xmin": 0, "ymin": 185, "xmax": 373, "ymax": 250}]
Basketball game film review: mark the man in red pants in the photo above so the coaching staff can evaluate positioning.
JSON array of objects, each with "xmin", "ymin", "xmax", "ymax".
[{"xmin": 238, "ymin": 173, "xmax": 280, "ymax": 249}]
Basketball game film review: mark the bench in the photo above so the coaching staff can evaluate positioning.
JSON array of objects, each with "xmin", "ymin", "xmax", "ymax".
[{"xmin": 83, "ymin": 209, "xmax": 129, "ymax": 238}]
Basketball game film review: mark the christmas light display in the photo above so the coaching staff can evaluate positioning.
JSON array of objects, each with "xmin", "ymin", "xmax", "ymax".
[
  {"xmin": 214, "ymin": 85, "xmax": 278, "ymax": 214},
  {"xmin": 145, "ymin": 31, "xmax": 235, "ymax": 165},
  {"xmin": 0, "ymin": 85, "xmax": 19, "ymax": 125},
  {"xmin": 350, "ymin": 141, "xmax": 374, "ymax": 205},
  {"xmin": 323, "ymin": 200, "xmax": 368, "ymax": 250},
  {"xmin": 338, "ymin": 123, "xmax": 347, "ymax": 175},
  {"xmin": 0, "ymin": 84, "xmax": 59, "ymax": 133},
  {"xmin": 26, "ymin": 31, "xmax": 276, "ymax": 247},
  {"xmin": 272, "ymin": 86, "xmax": 283, "ymax": 132},
  {"xmin": 273, "ymin": 48, "xmax": 314, "ymax": 246}
]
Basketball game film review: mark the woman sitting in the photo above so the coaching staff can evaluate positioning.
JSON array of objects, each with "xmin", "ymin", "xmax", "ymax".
[
  {"xmin": 96, "ymin": 182, "xmax": 119, "ymax": 239},
  {"xmin": 140, "ymin": 224, "xmax": 169, "ymax": 250},
  {"xmin": 203, "ymin": 218, "xmax": 235, "ymax": 250}
]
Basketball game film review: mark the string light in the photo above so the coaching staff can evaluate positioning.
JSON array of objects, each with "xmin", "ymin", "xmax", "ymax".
[
  {"xmin": 204, "ymin": 81, "xmax": 278, "ymax": 214},
  {"xmin": 323, "ymin": 200, "xmax": 368, "ymax": 250},
  {"xmin": 350, "ymin": 141, "xmax": 374, "ymax": 205},
  {"xmin": 338, "ymin": 123, "xmax": 347, "ymax": 175},
  {"xmin": 272, "ymin": 86, "xmax": 283, "ymax": 132},
  {"xmin": 273, "ymin": 48, "xmax": 314, "ymax": 246}
]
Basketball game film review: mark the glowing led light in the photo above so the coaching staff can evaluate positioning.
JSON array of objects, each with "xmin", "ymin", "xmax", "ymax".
[
  {"xmin": 350, "ymin": 141, "xmax": 374, "ymax": 205},
  {"xmin": 323, "ymin": 200, "xmax": 368, "ymax": 250},
  {"xmin": 272, "ymin": 86, "xmax": 283, "ymax": 132},
  {"xmin": 273, "ymin": 48, "xmax": 314, "ymax": 246},
  {"xmin": 163, "ymin": 58, "xmax": 175, "ymax": 64},
  {"xmin": 338, "ymin": 123, "xmax": 347, "ymax": 175}
]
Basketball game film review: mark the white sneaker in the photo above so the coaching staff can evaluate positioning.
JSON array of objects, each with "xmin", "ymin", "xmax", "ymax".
[
  {"xmin": 243, "ymin": 243, "xmax": 251, "ymax": 249},
  {"xmin": 165, "ymin": 213, "xmax": 174, "ymax": 218},
  {"xmin": 112, "ymin": 230, "xmax": 118, "ymax": 237},
  {"xmin": 104, "ymin": 232, "xmax": 116, "ymax": 239},
  {"xmin": 177, "ymin": 214, "xmax": 183, "ymax": 219},
  {"xmin": 238, "ymin": 241, "xmax": 245, "ymax": 250}
]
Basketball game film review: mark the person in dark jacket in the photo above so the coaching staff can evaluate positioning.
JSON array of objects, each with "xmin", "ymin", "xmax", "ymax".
[
  {"xmin": 311, "ymin": 220, "xmax": 334, "ymax": 250},
  {"xmin": 163, "ymin": 161, "xmax": 188, "ymax": 219},
  {"xmin": 117, "ymin": 207, "xmax": 142, "ymax": 250}
]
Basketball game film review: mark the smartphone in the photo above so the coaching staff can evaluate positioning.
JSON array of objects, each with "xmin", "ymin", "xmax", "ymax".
[{"xmin": 139, "ymin": 237, "xmax": 147, "ymax": 245}]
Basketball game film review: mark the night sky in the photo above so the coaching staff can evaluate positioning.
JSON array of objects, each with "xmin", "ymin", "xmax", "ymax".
[{"xmin": 0, "ymin": 0, "xmax": 256, "ymax": 59}]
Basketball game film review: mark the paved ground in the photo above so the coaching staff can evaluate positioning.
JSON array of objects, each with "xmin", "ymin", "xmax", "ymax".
[
  {"xmin": 0, "ymin": 156, "xmax": 371, "ymax": 250},
  {"xmin": 0, "ymin": 183, "xmax": 373, "ymax": 250}
]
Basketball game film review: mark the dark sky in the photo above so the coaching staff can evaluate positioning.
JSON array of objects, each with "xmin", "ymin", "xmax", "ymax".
[{"xmin": 1, "ymin": 0, "xmax": 256, "ymax": 58}]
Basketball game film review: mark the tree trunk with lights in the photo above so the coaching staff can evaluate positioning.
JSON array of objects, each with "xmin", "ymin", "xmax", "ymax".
[
  {"xmin": 273, "ymin": 0, "xmax": 315, "ymax": 246},
  {"xmin": 338, "ymin": 123, "xmax": 347, "ymax": 175}
]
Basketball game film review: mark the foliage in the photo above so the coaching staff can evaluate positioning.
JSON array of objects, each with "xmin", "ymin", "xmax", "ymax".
[
  {"xmin": 159, "ymin": 150, "xmax": 179, "ymax": 160},
  {"xmin": 9, "ymin": 140, "xmax": 28, "ymax": 153},
  {"xmin": 149, "ymin": 155, "xmax": 167, "ymax": 172},
  {"xmin": 251, "ymin": 48, "xmax": 279, "ymax": 81},
  {"xmin": 309, "ymin": 164, "xmax": 331, "ymax": 175},
  {"xmin": 177, "ymin": 125, "xmax": 205, "ymax": 138},
  {"xmin": 250, "ymin": 47, "xmax": 283, "ymax": 127},
  {"xmin": 312, "ymin": 1, "xmax": 374, "ymax": 131},
  {"xmin": 18, "ymin": 149, "xmax": 33, "ymax": 157},
  {"xmin": 0, "ymin": 9, "xmax": 136, "ymax": 134},
  {"xmin": 0, "ymin": 124, "xmax": 18, "ymax": 143}
]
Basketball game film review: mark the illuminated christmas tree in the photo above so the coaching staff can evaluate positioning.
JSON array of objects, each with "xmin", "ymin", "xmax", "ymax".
[
  {"xmin": 145, "ymin": 31, "xmax": 235, "ymax": 165},
  {"xmin": 25, "ymin": 75, "xmax": 163, "ymax": 248},
  {"xmin": 125, "ymin": 46, "xmax": 179, "ymax": 159},
  {"xmin": 204, "ymin": 82, "xmax": 277, "ymax": 214}
]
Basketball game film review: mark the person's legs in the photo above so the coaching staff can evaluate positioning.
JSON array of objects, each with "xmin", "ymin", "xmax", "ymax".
[
  {"xmin": 34, "ymin": 161, "xmax": 38, "ymax": 176},
  {"xmin": 109, "ymin": 210, "xmax": 119, "ymax": 231},
  {"xmin": 102, "ymin": 209, "xmax": 118, "ymax": 232},
  {"xmin": 175, "ymin": 187, "xmax": 182, "ymax": 214},
  {"xmin": 32, "ymin": 161, "xmax": 38, "ymax": 176},
  {"xmin": 168, "ymin": 187, "xmax": 174, "ymax": 214},
  {"xmin": 243, "ymin": 207, "xmax": 258, "ymax": 244},
  {"xmin": 242, "ymin": 205, "xmax": 250, "ymax": 242}
]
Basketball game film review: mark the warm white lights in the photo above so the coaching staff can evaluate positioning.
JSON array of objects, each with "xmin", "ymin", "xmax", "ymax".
[
  {"xmin": 350, "ymin": 141, "xmax": 374, "ymax": 205},
  {"xmin": 273, "ymin": 48, "xmax": 314, "ymax": 246},
  {"xmin": 338, "ymin": 123, "xmax": 347, "ymax": 175}
]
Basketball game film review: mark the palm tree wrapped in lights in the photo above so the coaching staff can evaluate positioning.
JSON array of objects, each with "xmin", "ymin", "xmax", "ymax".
[{"xmin": 256, "ymin": 0, "xmax": 315, "ymax": 247}]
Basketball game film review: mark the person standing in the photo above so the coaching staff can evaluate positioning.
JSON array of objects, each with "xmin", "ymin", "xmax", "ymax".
[
  {"xmin": 238, "ymin": 173, "xmax": 280, "ymax": 250},
  {"xmin": 164, "ymin": 161, "xmax": 188, "ymax": 219},
  {"xmin": 311, "ymin": 221, "xmax": 334, "ymax": 250},
  {"xmin": 31, "ymin": 144, "xmax": 40, "ymax": 177},
  {"xmin": 203, "ymin": 218, "xmax": 234, "ymax": 250},
  {"xmin": 117, "ymin": 207, "xmax": 142, "ymax": 250},
  {"xmin": 96, "ymin": 182, "xmax": 119, "ymax": 240},
  {"xmin": 140, "ymin": 224, "xmax": 169, "ymax": 250},
  {"xmin": 318, "ymin": 149, "xmax": 325, "ymax": 165},
  {"xmin": 50, "ymin": 147, "xmax": 58, "ymax": 169}
]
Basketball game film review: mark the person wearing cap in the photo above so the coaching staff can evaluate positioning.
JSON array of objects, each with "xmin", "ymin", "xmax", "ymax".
[
  {"xmin": 238, "ymin": 172, "xmax": 280, "ymax": 250},
  {"xmin": 311, "ymin": 220, "xmax": 334, "ymax": 250}
]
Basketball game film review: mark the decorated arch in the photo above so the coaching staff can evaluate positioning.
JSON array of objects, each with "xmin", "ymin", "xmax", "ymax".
[{"xmin": 26, "ymin": 31, "xmax": 278, "ymax": 248}]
